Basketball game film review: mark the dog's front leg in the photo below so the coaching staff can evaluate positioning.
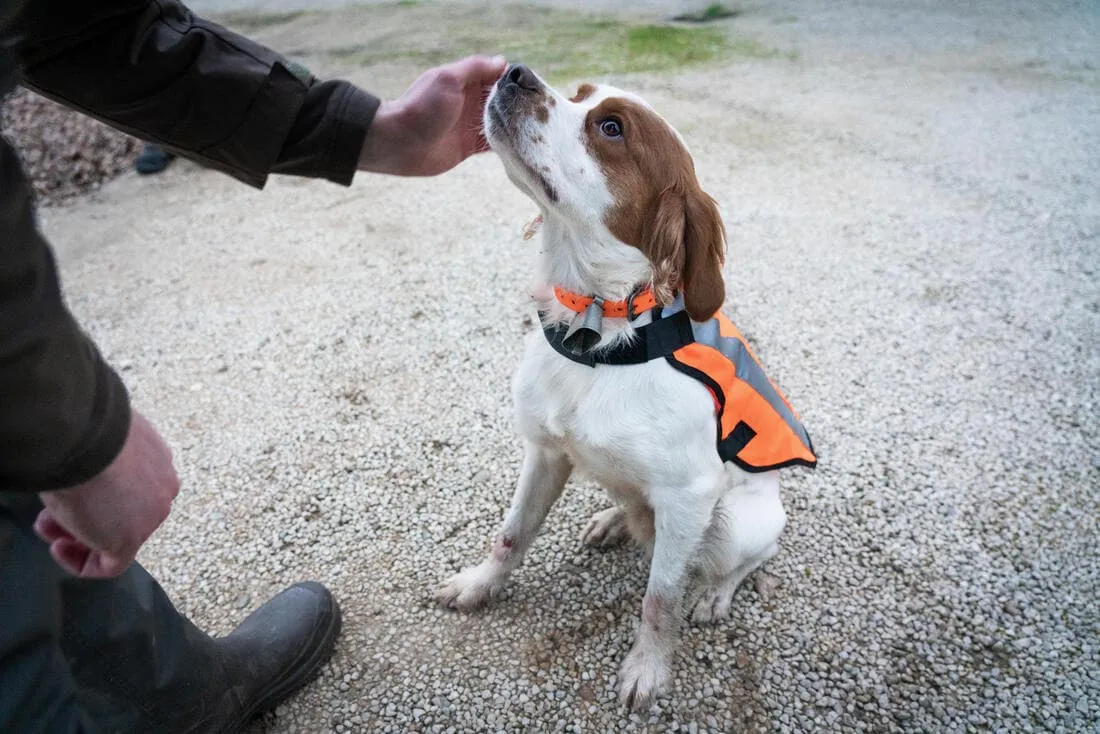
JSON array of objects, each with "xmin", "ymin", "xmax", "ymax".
[
  {"xmin": 619, "ymin": 475, "xmax": 721, "ymax": 710},
  {"xmin": 436, "ymin": 440, "xmax": 572, "ymax": 611}
]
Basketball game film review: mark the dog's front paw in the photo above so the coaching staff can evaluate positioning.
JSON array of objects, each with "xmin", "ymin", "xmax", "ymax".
[
  {"xmin": 618, "ymin": 643, "xmax": 671, "ymax": 711},
  {"xmin": 582, "ymin": 506, "xmax": 629, "ymax": 548},
  {"xmin": 435, "ymin": 563, "xmax": 503, "ymax": 612}
]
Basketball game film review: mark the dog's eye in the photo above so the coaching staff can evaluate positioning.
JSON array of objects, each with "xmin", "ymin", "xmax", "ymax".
[{"xmin": 599, "ymin": 118, "xmax": 623, "ymax": 139}]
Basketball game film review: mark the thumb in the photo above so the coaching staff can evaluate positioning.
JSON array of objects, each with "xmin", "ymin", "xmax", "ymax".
[{"xmin": 449, "ymin": 54, "xmax": 508, "ymax": 88}]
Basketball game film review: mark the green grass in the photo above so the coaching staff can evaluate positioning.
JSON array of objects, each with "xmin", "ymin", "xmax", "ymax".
[
  {"xmin": 320, "ymin": 6, "xmax": 786, "ymax": 84},
  {"xmin": 625, "ymin": 25, "xmax": 730, "ymax": 68},
  {"xmin": 499, "ymin": 20, "xmax": 747, "ymax": 81}
]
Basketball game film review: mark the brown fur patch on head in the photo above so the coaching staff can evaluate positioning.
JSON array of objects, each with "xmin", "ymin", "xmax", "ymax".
[
  {"xmin": 535, "ymin": 104, "xmax": 549, "ymax": 123},
  {"xmin": 583, "ymin": 98, "xmax": 726, "ymax": 320},
  {"xmin": 570, "ymin": 83, "xmax": 597, "ymax": 103}
]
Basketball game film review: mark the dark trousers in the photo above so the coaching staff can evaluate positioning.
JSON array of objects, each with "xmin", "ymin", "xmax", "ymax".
[{"xmin": 0, "ymin": 493, "xmax": 237, "ymax": 733}]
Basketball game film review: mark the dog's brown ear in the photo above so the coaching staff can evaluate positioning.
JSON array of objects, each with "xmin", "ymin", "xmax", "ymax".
[
  {"xmin": 680, "ymin": 186, "xmax": 726, "ymax": 321},
  {"xmin": 645, "ymin": 188, "xmax": 688, "ymax": 305},
  {"xmin": 646, "ymin": 185, "xmax": 726, "ymax": 320}
]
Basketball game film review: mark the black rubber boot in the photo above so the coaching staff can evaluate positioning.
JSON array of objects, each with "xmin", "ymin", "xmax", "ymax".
[
  {"xmin": 213, "ymin": 581, "xmax": 342, "ymax": 732},
  {"xmin": 60, "ymin": 569, "xmax": 342, "ymax": 733},
  {"xmin": 61, "ymin": 570, "xmax": 342, "ymax": 733},
  {"xmin": 1, "ymin": 492, "xmax": 342, "ymax": 732}
]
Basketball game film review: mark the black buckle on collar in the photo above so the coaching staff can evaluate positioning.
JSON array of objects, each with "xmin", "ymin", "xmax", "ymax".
[{"xmin": 625, "ymin": 285, "xmax": 647, "ymax": 321}]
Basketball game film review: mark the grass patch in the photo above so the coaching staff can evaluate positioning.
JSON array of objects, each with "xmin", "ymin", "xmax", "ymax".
[
  {"xmin": 310, "ymin": 5, "xmax": 787, "ymax": 84},
  {"xmin": 672, "ymin": 3, "xmax": 741, "ymax": 23},
  {"xmin": 626, "ymin": 25, "xmax": 729, "ymax": 68}
]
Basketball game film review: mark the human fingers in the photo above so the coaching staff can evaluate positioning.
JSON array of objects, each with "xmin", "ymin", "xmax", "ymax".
[
  {"xmin": 78, "ymin": 549, "xmax": 131, "ymax": 579},
  {"xmin": 51, "ymin": 536, "xmax": 132, "ymax": 578},
  {"xmin": 34, "ymin": 509, "xmax": 73, "ymax": 544},
  {"xmin": 49, "ymin": 536, "xmax": 91, "ymax": 576},
  {"xmin": 442, "ymin": 54, "xmax": 507, "ymax": 89}
]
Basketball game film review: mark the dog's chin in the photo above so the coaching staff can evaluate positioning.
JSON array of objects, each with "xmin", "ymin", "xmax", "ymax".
[
  {"xmin": 484, "ymin": 100, "xmax": 507, "ymax": 142},
  {"xmin": 498, "ymin": 156, "xmax": 536, "ymax": 201},
  {"xmin": 489, "ymin": 140, "xmax": 559, "ymax": 209},
  {"xmin": 517, "ymin": 166, "xmax": 561, "ymax": 212}
]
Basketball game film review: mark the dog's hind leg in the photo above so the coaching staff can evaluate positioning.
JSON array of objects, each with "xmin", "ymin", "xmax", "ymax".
[
  {"xmin": 436, "ymin": 440, "xmax": 571, "ymax": 612},
  {"xmin": 690, "ymin": 470, "xmax": 786, "ymax": 624}
]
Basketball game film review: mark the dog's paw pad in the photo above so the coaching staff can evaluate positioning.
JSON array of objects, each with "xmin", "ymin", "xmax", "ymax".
[
  {"xmin": 618, "ymin": 645, "xmax": 670, "ymax": 711},
  {"xmin": 690, "ymin": 585, "xmax": 733, "ymax": 625},
  {"xmin": 581, "ymin": 507, "xmax": 629, "ymax": 548},
  {"xmin": 435, "ymin": 565, "xmax": 501, "ymax": 612}
]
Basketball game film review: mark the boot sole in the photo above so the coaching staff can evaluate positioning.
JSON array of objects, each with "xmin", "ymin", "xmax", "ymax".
[{"xmin": 220, "ymin": 596, "xmax": 343, "ymax": 732}]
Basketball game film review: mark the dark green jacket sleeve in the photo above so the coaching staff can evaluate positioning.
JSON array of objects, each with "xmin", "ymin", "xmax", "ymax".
[
  {"xmin": 0, "ymin": 136, "xmax": 132, "ymax": 491},
  {"xmin": 0, "ymin": 0, "xmax": 379, "ymax": 490},
  {"xmin": 6, "ymin": 0, "xmax": 380, "ymax": 187}
]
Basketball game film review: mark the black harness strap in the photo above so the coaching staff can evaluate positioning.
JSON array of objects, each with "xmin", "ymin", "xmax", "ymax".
[{"xmin": 541, "ymin": 309, "xmax": 695, "ymax": 367}]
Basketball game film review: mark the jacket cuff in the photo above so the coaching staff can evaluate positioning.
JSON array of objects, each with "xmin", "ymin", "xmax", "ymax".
[
  {"xmin": 47, "ymin": 346, "xmax": 131, "ymax": 490},
  {"xmin": 270, "ymin": 78, "xmax": 379, "ymax": 186},
  {"xmin": 322, "ymin": 84, "xmax": 379, "ymax": 186}
]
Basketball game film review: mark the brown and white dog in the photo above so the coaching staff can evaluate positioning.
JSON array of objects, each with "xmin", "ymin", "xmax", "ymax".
[{"xmin": 436, "ymin": 65, "xmax": 788, "ymax": 709}]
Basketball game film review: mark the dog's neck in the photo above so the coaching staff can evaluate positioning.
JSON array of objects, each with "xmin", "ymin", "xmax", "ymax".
[{"xmin": 531, "ymin": 212, "xmax": 655, "ymax": 328}]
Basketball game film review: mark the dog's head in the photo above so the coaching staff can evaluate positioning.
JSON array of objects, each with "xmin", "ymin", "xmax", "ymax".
[{"xmin": 484, "ymin": 64, "xmax": 726, "ymax": 321}]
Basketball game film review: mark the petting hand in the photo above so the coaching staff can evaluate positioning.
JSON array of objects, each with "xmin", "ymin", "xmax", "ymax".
[
  {"xmin": 359, "ymin": 54, "xmax": 508, "ymax": 176},
  {"xmin": 34, "ymin": 411, "xmax": 180, "ymax": 578}
]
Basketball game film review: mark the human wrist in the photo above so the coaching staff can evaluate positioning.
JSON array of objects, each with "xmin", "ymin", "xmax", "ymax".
[{"xmin": 358, "ymin": 100, "xmax": 412, "ymax": 176}]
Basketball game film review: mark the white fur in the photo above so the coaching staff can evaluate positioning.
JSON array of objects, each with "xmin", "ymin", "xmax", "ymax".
[{"xmin": 436, "ymin": 69, "xmax": 787, "ymax": 710}]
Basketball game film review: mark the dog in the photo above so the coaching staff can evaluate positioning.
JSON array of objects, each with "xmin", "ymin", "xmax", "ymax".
[{"xmin": 437, "ymin": 64, "xmax": 816, "ymax": 709}]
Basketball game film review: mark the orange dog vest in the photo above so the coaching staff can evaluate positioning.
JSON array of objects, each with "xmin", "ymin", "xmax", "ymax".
[{"xmin": 542, "ymin": 294, "xmax": 817, "ymax": 473}]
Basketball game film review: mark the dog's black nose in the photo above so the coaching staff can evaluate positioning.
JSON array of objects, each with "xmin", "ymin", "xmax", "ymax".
[{"xmin": 502, "ymin": 64, "xmax": 541, "ymax": 92}]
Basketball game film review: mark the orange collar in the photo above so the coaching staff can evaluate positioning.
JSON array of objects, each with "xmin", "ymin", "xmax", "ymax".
[{"xmin": 553, "ymin": 286, "xmax": 658, "ymax": 319}]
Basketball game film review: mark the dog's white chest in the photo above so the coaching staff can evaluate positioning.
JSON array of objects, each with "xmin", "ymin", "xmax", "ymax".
[{"xmin": 512, "ymin": 333, "xmax": 723, "ymax": 493}]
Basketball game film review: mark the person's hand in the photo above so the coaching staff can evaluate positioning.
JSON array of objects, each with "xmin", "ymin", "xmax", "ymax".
[
  {"xmin": 359, "ymin": 55, "xmax": 508, "ymax": 176},
  {"xmin": 34, "ymin": 411, "xmax": 180, "ymax": 578}
]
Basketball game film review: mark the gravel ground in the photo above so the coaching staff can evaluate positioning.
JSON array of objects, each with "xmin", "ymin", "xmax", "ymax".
[
  {"xmin": 1, "ymin": 87, "xmax": 141, "ymax": 206},
  {"xmin": 35, "ymin": 1, "xmax": 1099, "ymax": 732}
]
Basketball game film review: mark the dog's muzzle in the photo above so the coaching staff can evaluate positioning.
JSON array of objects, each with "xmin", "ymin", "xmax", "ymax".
[
  {"xmin": 498, "ymin": 64, "xmax": 543, "ymax": 95},
  {"xmin": 490, "ymin": 64, "xmax": 544, "ymax": 124}
]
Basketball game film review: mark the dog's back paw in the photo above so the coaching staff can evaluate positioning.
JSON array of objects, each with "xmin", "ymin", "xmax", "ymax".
[
  {"xmin": 581, "ymin": 506, "xmax": 630, "ymax": 549},
  {"xmin": 689, "ymin": 548, "xmax": 777, "ymax": 624},
  {"xmin": 689, "ymin": 581, "xmax": 737, "ymax": 625}
]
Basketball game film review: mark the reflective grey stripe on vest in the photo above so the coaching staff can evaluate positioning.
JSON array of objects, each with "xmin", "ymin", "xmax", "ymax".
[{"xmin": 662, "ymin": 297, "xmax": 812, "ymax": 450}]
